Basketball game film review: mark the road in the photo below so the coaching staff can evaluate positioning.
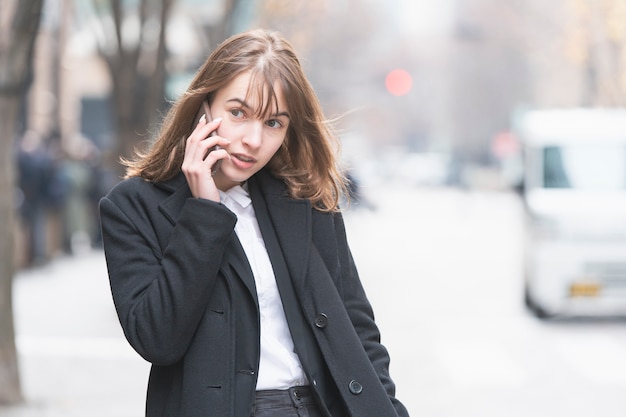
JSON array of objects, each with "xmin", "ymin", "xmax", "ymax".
[
  {"xmin": 4, "ymin": 184, "xmax": 626, "ymax": 416},
  {"xmin": 346, "ymin": 185, "xmax": 626, "ymax": 417}
]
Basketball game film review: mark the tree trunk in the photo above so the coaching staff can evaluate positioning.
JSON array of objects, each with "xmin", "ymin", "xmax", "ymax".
[
  {"xmin": 0, "ymin": 95, "xmax": 21, "ymax": 405},
  {"xmin": 100, "ymin": 0, "xmax": 173, "ymax": 176},
  {"xmin": 98, "ymin": 0, "xmax": 244, "ymax": 177},
  {"xmin": 0, "ymin": 0, "xmax": 44, "ymax": 405}
]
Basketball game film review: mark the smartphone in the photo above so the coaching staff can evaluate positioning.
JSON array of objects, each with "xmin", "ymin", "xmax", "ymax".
[{"xmin": 196, "ymin": 100, "xmax": 221, "ymax": 175}]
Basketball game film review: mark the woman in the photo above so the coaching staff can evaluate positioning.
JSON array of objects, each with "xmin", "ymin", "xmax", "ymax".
[{"xmin": 99, "ymin": 29, "xmax": 409, "ymax": 417}]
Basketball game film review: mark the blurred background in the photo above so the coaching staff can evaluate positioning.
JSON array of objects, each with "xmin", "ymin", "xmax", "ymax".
[{"xmin": 2, "ymin": 0, "xmax": 626, "ymax": 416}]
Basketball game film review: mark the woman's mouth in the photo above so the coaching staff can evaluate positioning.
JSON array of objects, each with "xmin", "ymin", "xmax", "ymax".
[{"xmin": 230, "ymin": 153, "xmax": 256, "ymax": 169}]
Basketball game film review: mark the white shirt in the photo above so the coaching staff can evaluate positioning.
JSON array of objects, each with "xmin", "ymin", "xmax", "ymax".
[{"xmin": 219, "ymin": 184, "xmax": 308, "ymax": 390}]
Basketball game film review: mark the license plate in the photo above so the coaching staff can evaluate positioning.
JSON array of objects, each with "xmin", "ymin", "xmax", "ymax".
[{"xmin": 569, "ymin": 282, "xmax": 601, "ymax": 297}]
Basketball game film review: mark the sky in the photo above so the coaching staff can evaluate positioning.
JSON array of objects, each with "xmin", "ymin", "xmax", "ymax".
[{"xmin": 389, "ymin": 0, "xmax": 455, "ymax": 37}]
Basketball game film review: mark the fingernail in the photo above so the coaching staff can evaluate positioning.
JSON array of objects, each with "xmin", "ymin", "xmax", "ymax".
[
  {"xmin": 199, "ymin": 114, "xmax": 206, "ymax": 124},
  {"xmin": 213, "ymin": 117, "xmax": 222, "ymax": 123}
]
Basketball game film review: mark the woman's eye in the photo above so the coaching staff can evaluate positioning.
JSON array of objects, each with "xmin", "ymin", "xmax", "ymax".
[
  {"xmin": 266, "ymin": 119, "xmax": 282, "ymax": 128},
  {"xmin": 230, "ymin": 109, "xmax": 244, "ymax": 118}
]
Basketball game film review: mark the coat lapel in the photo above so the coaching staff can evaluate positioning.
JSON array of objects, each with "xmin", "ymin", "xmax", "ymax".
[
  {"xmin": 156, "ymin": 173, "xmax": 258, "ymax": 301},
  {"xmin": 249, "ymin": 170, "xmax": 317, "ymax": 370},
  {"xmin": 156, "ymin": 174, "xmax": 193, "ymax": 226},
  {"xmin": 249, "ymin": 170, "xmax": 312, "ymax": 290},
  {"xmin": 221, "ymin": 237, "xmax": 258, "ymax": 304}
]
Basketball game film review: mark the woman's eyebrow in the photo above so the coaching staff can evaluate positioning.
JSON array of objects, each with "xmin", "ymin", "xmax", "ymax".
[
  {"xmin": 226, "ymin": 97, "xmax": 249, "ymax": 108},
  {"xmin": 226, "ymin": 98, "xmax": 290, "ymax": 119}
]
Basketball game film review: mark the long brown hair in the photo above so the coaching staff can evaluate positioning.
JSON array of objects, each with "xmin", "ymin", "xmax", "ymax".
[{"xmin": 123, "ymin": 29, "xmax": 346, "ymax": 212}]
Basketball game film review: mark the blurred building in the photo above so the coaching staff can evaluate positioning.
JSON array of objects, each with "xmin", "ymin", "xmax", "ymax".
[{"xmin": 20, "ymin": 0, "xmax": 623, "ymax": 264}]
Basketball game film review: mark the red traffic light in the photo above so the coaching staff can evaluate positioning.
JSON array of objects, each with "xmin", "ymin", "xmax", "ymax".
[{"xmin": 385, "ymin": 69, "xmax": 413, "ymax": 96}]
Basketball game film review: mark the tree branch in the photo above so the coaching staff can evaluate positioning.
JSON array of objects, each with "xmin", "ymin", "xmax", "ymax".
[{"xmin": 0, "ymin": 0, "xmax": 43, "ymax": 95}]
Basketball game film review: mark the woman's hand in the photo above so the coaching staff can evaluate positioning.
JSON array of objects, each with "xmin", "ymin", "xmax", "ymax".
[{"xmin": 182, "ymin": 116, "xmax": 230, "ymax": 201}]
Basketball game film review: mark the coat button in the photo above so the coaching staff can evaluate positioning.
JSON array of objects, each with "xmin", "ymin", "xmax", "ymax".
[
  {"xmin": 314, "ymin": 313, "xmax": 328, "ymax": 328},
  {"xmin": 348, "ymin": 379, "xmax": 363, "ymax": 395}
]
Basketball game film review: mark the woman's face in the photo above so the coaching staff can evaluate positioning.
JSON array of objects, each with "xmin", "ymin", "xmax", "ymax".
[{"xmin": 209, "ymin": 71, "xmax": 290, "ymax": 191}]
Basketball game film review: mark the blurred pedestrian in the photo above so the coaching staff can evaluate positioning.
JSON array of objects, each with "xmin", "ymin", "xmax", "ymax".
[
  {"xmin": 16, "ymin": 130, "xmax": 63, "ymax": 266},
  {"xmin": 59, "ymin": 137, "xmax": 98, "ymax": 254},
  {"xmin": 99, "ymin": 29, "xmax": 408, "ymax": 417},
  {"xmin": 344, "ymin": 169, "xmax": 376, "ymax": 211}
]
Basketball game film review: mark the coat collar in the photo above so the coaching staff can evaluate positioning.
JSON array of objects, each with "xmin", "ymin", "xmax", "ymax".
[
  {"xmin": 156, "ymin": 173, "xmax": 192, "ymax": 226},
  {"xmin": 154, "ymin": 170, "xmax": 312, "ymax": 298},
  {"xmin": 248, "ymin": 169, "xmax": 312, "ymax": 287},
  {"xmin": 153, "ymin": 173, "xmax": 257, "ymax": 299}
]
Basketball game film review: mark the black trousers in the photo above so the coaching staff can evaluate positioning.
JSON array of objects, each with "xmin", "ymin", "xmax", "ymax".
[{"xmin": 253, "ymin": 386, "xmax": 324, "ymax": 417}]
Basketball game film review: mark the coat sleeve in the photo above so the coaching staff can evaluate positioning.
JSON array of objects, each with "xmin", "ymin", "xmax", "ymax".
[
  {"xmin": 332, "ymin": 211, "xmax": 410, "ymax": 417},
  {"xmin": 99, "ymin": 181, "xmax": 237, "ymax": 365}
]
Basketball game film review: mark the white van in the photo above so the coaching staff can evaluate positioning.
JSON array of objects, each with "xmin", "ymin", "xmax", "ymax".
[{"xmin": 515, "ymin": 108, "xmax": 626, "ymax": 318}]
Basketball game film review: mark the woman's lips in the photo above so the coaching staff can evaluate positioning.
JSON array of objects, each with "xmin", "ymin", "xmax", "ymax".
[{"xmin": 230, "ymin": 153, "xmax": 256, "ymax": 169}]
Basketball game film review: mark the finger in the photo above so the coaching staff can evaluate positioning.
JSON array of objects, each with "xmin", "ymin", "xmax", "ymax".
[
  {"xmin": 187, "ymin": 117, "xmax": 222, "ymax": 148},
  {"xmin": 194, "ymin": 136, "xmax": 229, "ymax": 160},
  {"xmin": 202, "ymin": 136, "xmax": 231, "ymax": 148},
  {"xmin": 200, "ymin": 148, "xmax": 230, "ymax": 172},
  {"xmin": 197, "ymin": 117, "xmax": 222, "ymax": 138},
  {"xmin": 207, "ymin": 117, "xmax": 222, "ymax": 137},
  {"xmin": 185, "ymin": 121, "xmax": 224, "ymax": 163}
]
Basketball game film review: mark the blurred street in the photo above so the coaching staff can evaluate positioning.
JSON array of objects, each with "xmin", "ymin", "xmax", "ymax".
[{"xmin": 4, "ymin": 184, "xmax": 626, "ymax": 417}]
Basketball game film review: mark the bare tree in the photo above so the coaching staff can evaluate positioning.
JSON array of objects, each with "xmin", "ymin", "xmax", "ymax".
[
  {"xmin": 565, "ymin": 0, "xmax": 626, "ymax": 106},
  {"xmin": 0, "ymin": 0, "xmax": 44, "ymax": 404},
  {"xmin": 89, "ymin": 0, "xmax": 175, "ymax": 175},
  {"xmin": 516, "ymin": 0, "xmax": 626, "ymax": 108},
  {"xmin": 87, "ymin": 0, "xmax": 246, "ymax": 177},
  {"xmin": 200, "ymin": 0, "xmax": 248, "ymax": 49}
]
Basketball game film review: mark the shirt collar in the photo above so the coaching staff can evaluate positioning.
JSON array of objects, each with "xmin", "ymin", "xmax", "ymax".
[{"xmin": 220, "ymin": 183, "xmax": 251, "ymax": 209}]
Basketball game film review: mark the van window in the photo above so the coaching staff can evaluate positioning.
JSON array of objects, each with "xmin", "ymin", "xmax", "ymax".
[{"xmin": 543, "ymin": 145, "xmax": 626, "ymax": 190}]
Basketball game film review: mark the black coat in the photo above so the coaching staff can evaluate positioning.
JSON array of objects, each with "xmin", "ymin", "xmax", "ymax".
[{"xmin": 99, "ymin": 168, "xmax": 409, "ymax": 417}]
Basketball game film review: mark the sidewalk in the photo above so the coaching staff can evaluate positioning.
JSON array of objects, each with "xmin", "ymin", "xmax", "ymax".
[{"xmin": 2, "ymin": 249, "xmax": 150, "ymax": 417}]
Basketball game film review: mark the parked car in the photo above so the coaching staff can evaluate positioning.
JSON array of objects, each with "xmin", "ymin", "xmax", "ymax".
[{"xmin": 515, "ymin": 108, "xmax": 626, "ymax": 318}]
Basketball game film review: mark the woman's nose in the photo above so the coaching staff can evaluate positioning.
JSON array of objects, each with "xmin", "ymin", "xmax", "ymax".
[{"xmin": 241, "ymin": 121, "xmax": 263, "ymax": 148}]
